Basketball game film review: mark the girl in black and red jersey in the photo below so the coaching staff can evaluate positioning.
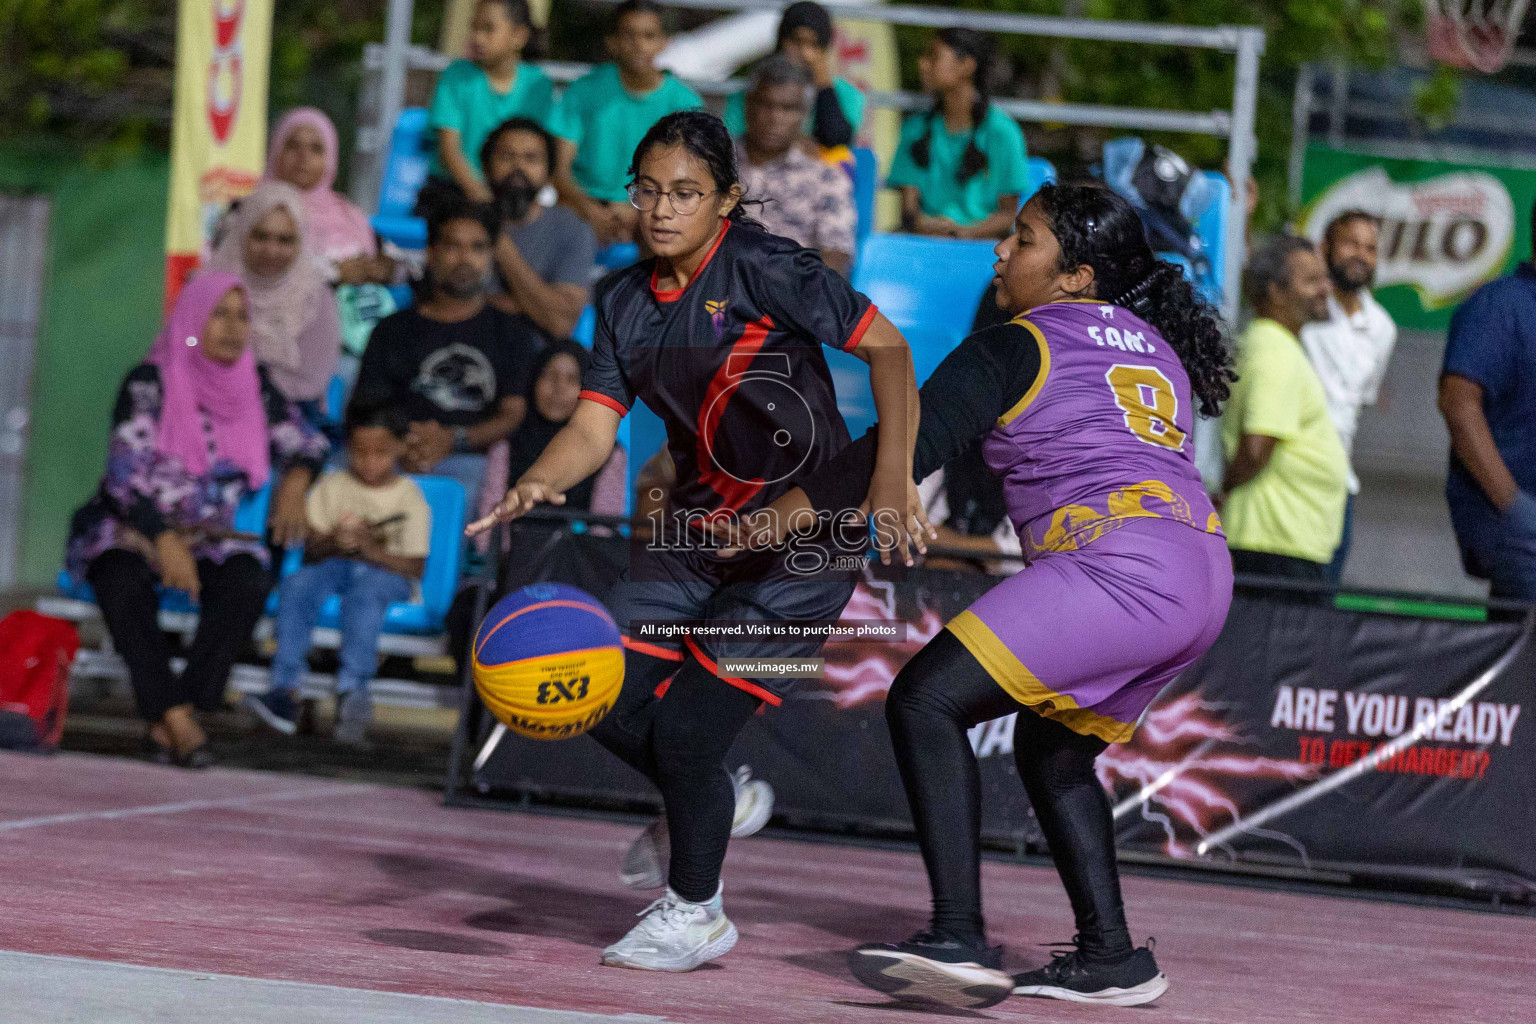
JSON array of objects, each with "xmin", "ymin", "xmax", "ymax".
[{"xmin": 467, "ymin": 110, "xmax": 920, "ymax": 972}]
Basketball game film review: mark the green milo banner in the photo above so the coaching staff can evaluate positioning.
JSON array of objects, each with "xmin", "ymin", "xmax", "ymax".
[{"xmin": 1300, "ymin": 145, "xmax": 1536, "ymax": 332}]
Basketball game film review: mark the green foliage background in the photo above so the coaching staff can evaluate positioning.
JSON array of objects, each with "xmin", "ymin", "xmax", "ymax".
[
  {"xmin": 894, "ymin": 1, "xmax": 1428, "ymax": 228},
  {"xmin": 0, "ymin": 0, "xmax": 1448, "ymax": 225}
]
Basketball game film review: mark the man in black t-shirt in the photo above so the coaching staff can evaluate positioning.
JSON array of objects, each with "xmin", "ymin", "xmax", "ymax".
[{"xmin": 352, "ymin": 203, "xmax": 540, "ymax": 509}]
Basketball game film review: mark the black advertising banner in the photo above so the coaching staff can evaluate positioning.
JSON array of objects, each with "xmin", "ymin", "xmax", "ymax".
[
  {"xmin": 462, "ymin": 528, "xmax": 1535, "ymax": 893},
  {"xmin": 1105, "ymin": 594, "xmax": 1534, "ymax": 887}
]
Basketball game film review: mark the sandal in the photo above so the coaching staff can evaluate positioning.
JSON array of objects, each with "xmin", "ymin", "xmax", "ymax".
[
  {"xmin": 174, "ymin": 744, "xmax": 215, "ymax": 770},
  {"xmin": 141, "ymin": 731, "xmax": 175, "ymax": 766}
]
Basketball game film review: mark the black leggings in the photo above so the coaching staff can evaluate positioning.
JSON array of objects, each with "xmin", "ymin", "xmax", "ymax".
[
  {"xmin": 87, "ymin": 548, "xmax": 271, "ymax": 721},
  {"xmin": 587, "ymin": 649, "xmax": 761, "ymax": 903},
  {"xmin": 885, "ymin": 629, "xmax": 1132, "ymax": 960}
]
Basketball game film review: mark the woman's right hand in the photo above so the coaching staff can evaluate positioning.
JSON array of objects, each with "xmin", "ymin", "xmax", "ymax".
[
  {"xmin": 156, "ymin": 532, "xmax": 201, "ymax": 601},
  {"xmin": 465, "ymin": 481, "xmax": 566, "ymax": 537}
]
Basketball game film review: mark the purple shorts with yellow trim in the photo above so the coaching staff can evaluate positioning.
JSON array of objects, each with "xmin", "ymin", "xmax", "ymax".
[{"xmin": 947, "ymin": 516, "xmax": 1232, "ymax": 743}]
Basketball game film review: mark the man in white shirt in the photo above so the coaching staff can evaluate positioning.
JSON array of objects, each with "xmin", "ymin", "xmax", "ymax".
[{"xmin": 1300, "ymin": 210, "xmax": 1398, "ymax": 583}]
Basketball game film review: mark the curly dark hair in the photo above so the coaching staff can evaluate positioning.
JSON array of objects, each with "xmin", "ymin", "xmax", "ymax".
[
  {"xmin": 628, "ymin": 110, "xmax": 764, "ymax": 225},
  {"xmin": 1030, "ymin": 182, "xmax": 1236, "ymax": 418}
]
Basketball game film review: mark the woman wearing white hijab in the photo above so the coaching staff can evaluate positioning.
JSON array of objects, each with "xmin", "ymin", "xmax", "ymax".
[{"xmin": 207, "ymin": 180, "xmax": 342, "ymax": 421}]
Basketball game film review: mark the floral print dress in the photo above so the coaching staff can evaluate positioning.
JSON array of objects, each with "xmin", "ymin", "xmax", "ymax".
[{"xmin": 67, "ymin": 363, "xmax": 328, "ymax": 578}]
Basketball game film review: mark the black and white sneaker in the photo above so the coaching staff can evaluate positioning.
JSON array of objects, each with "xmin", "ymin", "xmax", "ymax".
[
  {"xmin": 848, "ymin": 932, "xmax": 1013, "ymax": 1009},
  {"xmin": 1012, "ymin": 938, "xmax": 1168, "ymax": 1006},
  {"xmin": 244, "ymin": 690, "xmax": 298, "ymax": 736}
]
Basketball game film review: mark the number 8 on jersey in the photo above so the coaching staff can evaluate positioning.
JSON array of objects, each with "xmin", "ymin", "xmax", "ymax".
[{"xmin": 1106, "ymin": 364, "xmax": 1187, "ymax": 451}]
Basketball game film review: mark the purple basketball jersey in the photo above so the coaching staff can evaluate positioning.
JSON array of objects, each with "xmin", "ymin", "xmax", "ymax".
[{"xmin": 982, "ymin": 301, "xmax": 1221, "ymax": 557}]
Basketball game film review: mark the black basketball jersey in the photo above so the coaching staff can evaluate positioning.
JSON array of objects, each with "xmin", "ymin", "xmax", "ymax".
[{"xmin": 580, "ymin": 221, "xmax": 877, "ymax": 516}]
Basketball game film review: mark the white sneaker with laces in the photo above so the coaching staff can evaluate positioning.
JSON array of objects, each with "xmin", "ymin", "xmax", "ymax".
[
  {"xmin": 619, "ymin": 766, "xmax": 775, "ymax": 891},
  {"xmin": 600, "ymin": 885, "xmax": 738, "ymax": 971}
]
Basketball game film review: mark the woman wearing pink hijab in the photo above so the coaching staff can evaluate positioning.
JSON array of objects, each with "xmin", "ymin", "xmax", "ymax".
[
  {"xmin": 265, "ymin": 107, "xmax": 395, "ymax": 284},
  {"xmin": 208, "ymin": 180, "xmax": 343, "ymax": 419},
  {"xmin": 68, "ymin": 273, "xmax": 329, "ymax": 767}
]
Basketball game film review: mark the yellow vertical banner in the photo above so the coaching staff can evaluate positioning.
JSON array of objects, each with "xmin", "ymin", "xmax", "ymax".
[
  {"xmin": 831, "ymin": 15, "xmax": 901, "ymax": 230},
  {"xmin": 164, "ymin": 0, "xmax": 274, "ymax": 309}
]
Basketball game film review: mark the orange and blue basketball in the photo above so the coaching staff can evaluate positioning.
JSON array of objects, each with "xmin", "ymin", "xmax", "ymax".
[{"xmin": 472, "ymin": 583, "xmax": 625, "ymax": 740}]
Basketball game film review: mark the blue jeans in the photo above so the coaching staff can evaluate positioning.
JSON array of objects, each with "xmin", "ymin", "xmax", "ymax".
[
  {"xmin": 1448, "ymin": 474, "xmax": 1536, "ymax": 601},
  {"xmin": 1323, "ymin": 493, "xmax": 1355, "ymax": 585},
  {"xmin": 271, "ymin": 558, "xmax": 412, "ymax": 695}
]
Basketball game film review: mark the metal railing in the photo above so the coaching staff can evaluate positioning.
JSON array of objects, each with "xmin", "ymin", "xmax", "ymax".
[{"xmin": 362, "ymin": 0, "xmax": 1264, "ymax": 320}]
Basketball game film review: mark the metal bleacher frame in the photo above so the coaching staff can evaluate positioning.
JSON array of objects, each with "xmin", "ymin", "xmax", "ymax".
[
  {"xmin": 356, "ymin": 0, "xmax": 1264, "ymax": 323},
  {"xmin": 40, "ymin": 479, "xmax": 468, "ymax": 713},
  {"xmin": 44, "ymin": 4, "xmax": 1266, "ymax": 718}
]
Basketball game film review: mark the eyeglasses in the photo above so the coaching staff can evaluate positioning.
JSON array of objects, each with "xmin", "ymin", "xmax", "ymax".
[{"xmin": 627, "ymin": 183, "xmax": 718, "ymax": 215}]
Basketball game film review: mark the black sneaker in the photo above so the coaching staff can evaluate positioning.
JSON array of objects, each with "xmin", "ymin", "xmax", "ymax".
[
  {"xmin": 244, "ymin": 690, "xmax": 298, "ymax": 736},
  {"xmin": 1012, "ymin": 937, "xmax": 1168, "ymax": 1006},
  {"xmin": 848, "ymin": 932, "xmax": 1013, "ymax": 1009}
]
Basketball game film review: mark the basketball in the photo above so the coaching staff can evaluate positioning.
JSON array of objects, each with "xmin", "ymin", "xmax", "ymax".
[{"xmin": 472, "ymin": 583, "xmax": 625, "ymax": 740}]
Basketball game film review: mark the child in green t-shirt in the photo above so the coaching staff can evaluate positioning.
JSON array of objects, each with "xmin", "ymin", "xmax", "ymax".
[
  {"xmin": 888, "ymin": 28, "xmax": 1027, "ymax": 240},
  {"xmin": 550, "ymin": 0, "xmax": 703, "ymax": 245},
  {"xmin": 423, "ymin": 0, "xmax": 553, "ymax": 210}
]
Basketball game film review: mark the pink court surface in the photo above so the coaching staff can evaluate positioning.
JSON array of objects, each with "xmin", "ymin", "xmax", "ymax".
[{"xmin": 1, "ymin": 750, "xmax": 1530, "ymax": 1023}]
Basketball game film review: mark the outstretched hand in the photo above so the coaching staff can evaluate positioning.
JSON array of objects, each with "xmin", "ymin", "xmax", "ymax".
[
  {"xmin": 864, "ymin": 477, "xmax": 934, "ymax": 566},
  {"xmin": 707, "ymin": 479, "xmax": 935, "ymax": 566},
  {"xmin": 465, "ymin": 481, "xmax": 566, "ymax": 537}
]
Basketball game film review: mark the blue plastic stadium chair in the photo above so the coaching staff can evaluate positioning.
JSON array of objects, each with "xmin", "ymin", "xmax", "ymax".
[
  {"xmin": 596, "ymin": 242, "xmax": 640, "ymax": 272},
  {"xmin": 324, "ymin": 374, "xmax": 349, "ymax": 429},
  {"xmin": 851, "ymin": 233, "xmax": 997, "ymax": 370},
  {"xmin": 1023, "ymin": 157, "xmax": 1057, "ymax": 204},
  {"xmin": 573, "ymin": 305, "xmax": 596, "ymax": 347},
  {"xmin": 371, "ymin": 108, "xmax": 431, "ymax": 251},
  {"xmin": 57, "ymin": 482, "xmax": 274, "ymax": 609},
  {"xmin": 835, "ymin": 233, "xmax": 1000, "ymax": 436},
  {"xmin": 1192, "ymin": 171, "xmax": 1230, "ymax": 305},
  {"xmin": 298, "ymin": 475, "xmax": 467, "ymax": 636},
  {"xmin": 1153, "ymin": 174, "xmax": 1229, "ymax": 305},
  {"xmin": 852, "ymin": 147, "xmax": 878, "ymax": 250}
]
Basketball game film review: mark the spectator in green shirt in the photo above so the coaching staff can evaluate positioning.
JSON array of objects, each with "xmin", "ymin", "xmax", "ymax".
[
  {"xmin": 1221, "ymin": 234, "xmax": 1349, "ymax": 580},
  {"xmin": 888, "ymin": 28, "xmax": 1027, "ymax": 240},
  {"xmin": 722, "ymin": 2, "xmax": 866, "ymax": 150},
  {"xmin": 550, "ymin": 0, "xmax": 703, "ymax": 246},
  {"xmin": 424, "ymin": 0, "xmax": 553, "ymax": 210}
]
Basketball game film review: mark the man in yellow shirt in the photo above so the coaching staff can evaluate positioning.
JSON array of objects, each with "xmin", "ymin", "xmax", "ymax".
[{"xmin": 1221, "ymin": 235, "xmax": 1349, "ymax": 580}]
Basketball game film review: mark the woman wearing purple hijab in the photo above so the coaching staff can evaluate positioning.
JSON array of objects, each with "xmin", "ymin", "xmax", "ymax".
[{"xmin": 68, "ymin": 273, "xmax": 329, "ymax": 767}]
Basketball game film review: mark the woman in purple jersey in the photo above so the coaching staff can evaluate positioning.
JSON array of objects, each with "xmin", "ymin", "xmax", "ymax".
[{"xmin": 747, "ymin": 183, "xmax": 1236, "ymax": 1008}]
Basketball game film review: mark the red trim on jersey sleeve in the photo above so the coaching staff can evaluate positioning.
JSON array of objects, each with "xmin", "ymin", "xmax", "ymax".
[
  {"xmin": 579, "ymin": 390, "xmax": 630, "ymax": 417},
  {"xmin": 684, "ymin": 634, "xmax": 782, "ymax": 706},
  {"xmin": 654, "ymin": 675, "xmax": 675, "ymax": 698},
  {"xmin": 650, "ymin": 221, "xmax": 732, "ymax": 303},
  {"xmin": 622, "ymin": 635, "xmax": 686, "ymax": 662},
  {"xmin": 843, "ymin": 304, "xmax": 879, "ymax": 351}
]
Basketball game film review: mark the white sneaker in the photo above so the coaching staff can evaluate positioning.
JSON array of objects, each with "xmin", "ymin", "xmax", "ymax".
[
  {"xmin": 729, "ymin": 765, "xmax": 774, "ymax": 838},
  {"xmin": 619, "ymin": 817, "xmax": 669, "ymax": 891},
  {"xmin": 600, "ymin": 886, "xmax": 739, "ymax": 971},
  {"xmin": 619, "ymin": 766, "xmax": 775, "ymax": 891}
]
